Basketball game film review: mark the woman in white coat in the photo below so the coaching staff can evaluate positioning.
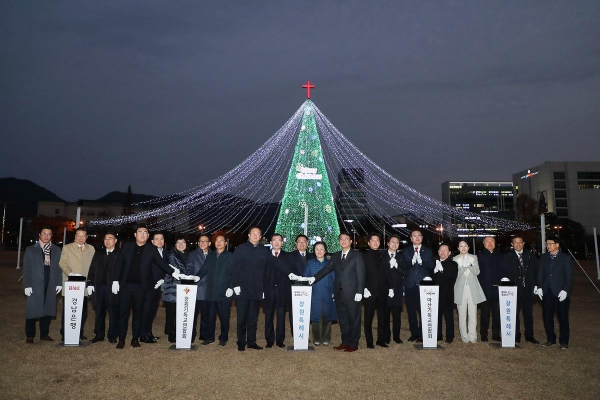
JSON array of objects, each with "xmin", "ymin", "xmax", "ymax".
[{"xmin": 453, "ymin": 241, "xmax": 486, "ymax": 343}]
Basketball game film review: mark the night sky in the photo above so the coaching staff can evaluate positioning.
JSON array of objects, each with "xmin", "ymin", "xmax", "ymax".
[{"xmin": 2, "ymin": 1, "xmax": 599, "ymax": 203}]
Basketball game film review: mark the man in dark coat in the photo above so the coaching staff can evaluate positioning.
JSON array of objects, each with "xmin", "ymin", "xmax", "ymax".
[
  {"xmin": 502, "ymin": 235, "xmax": 540, "ymax": 344},
  {"xmin": 88, "ymin": 232, "xmax": 120, "ymax": 343},
  {"xmin": 434, "ymin": 243, "xmax": 458, "ymax": 343},
  {"xmin": 22, "ymin": 226, "xmax": 63, "ymax": 343},
  {"xmin": 310, "ymin": 232, "xmax": 366, "ymax": 352},
  {"xmin": 140, "ymin": 232, "xmax": 169, "ymax": 343},
  {"xmin": 288, "ymin": 234, "xmax": 315, "ymax": 275},
  {"xmin": 362, "ymin": 233, "xmax": 393, "ymax": 349},
  {"xmin": 196, "ymin": 235, "xmax": 234, "ymax": 346},
  {"xmin": 263, "ymin": 233, "xmax": 294, "ymax": 348},
  {"xmin": 231, "ymin": 226, "xmax": 297, "ymax": 351},
  {"xmin": 537, "ymin": 236, "xmax": 573, "ymax": 349},
  {"xmin": 186, "ymin": 234, "xmax": 211, "ymax": 343},
  {"xmin": 383, "ymin": 235, "xmax": 408, "ymax": 344},
  {"xmin": 477, "ymin": 236, "xmax": 504, "ymax": 342},
  {"xmin": 402, "ymin": 230, "xmax": 435, "ymax": 342},
  {"xmin": 112, "ymin": 225, "xmax": 175, "ymax": 349}
]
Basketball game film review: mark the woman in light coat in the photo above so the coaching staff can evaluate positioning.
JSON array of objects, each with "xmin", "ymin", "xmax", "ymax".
[{"xmin": 453, "ymin": 241, "xmax": 486, "ymax": 343}]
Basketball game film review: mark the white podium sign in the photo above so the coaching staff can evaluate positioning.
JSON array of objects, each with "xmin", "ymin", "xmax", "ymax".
[
  {"xmin": 175, "ymin": 283, "xmax": 198, "ymax": 350},
  {"xmin": 64, "ymin": 281, "xmax": 86, "ymax": 346},
  {"xmin": 499, "ymin": 286, "xmax": 517, "ymax": 348},
  {"xmin": 419, "ymin": 285, "xmax": 439, "ymax": 348},
  {"xmin": 291, "ymin": 285, "xmax": 312, "ymax": 350}
]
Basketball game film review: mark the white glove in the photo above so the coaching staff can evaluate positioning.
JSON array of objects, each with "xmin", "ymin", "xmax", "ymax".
[
  {"xmin": 390, "ymin": 258, "xmax": 398, "ymax": 269},
  {"xmin": 288, "ymin": 273, "xmax": 300, "ymax": 281},
  {"xmin": 169, "ymin": 264, "xmax": 180, "ymax": 274},
  {"xmin": 412, "ymin": 252, "xmax": 422, "ymax": 265},
  {"xmin": 354, "ymin": 293, "xmax": 363, "ymax": 302},
  {"xmin": 536, "ymin": 287, "xmax": 543, "ymax": 300},
  {"xmin": 112, "ymin": 281, "xmax": 120, "ymax": 295},
  {"xmin": 68, "ymin": 273, "xmax": 83, "ymax": 277},
  {"xmin": 225, "ymin": 288, "xmax": 234, "ymax": 297},
  {"xmin": 262, "ymin": 292, "xmax": 265, "ymax": 299},
  {"xmin": 363, "ymin": 288, "xmax": 371, "ymax": 298},
  {"xmin": 24, "ymin": 287, "xmax": 32, "ymax": 296},
  {"xmin": 558, "ymin": 290, "xmax": 567, "ymax": 302},
  {"xmin": 434, "ymin": 260, "xmax": 444, "ymax": 273},
  {"xmin": 56, "ymin": 286, "xmax": 62, "ymax": 294},
  {"xmin": 192, "ymin": 275, "xmax": 200, "ymax": 283},
  {"xmin": 234, "ymin": 286, "xmax": 241, "ymax": 295},
  {"xmin": 154, "ymin": 279, "xmax": 164, "ymax": 289},
  {"xmin": 172, "ymin": 271, "xmax": 183, "ymax": 280},
  {"xmin": 307, "ymin": 277, "xmax": 315, "ymax": 285},
  {"xmin": 87, "ymin": 286, "xmax": 94, "ymax": 296},
  {"xmin": 388, "ymin": 289, "xmax": 394, "ymax": 298}
]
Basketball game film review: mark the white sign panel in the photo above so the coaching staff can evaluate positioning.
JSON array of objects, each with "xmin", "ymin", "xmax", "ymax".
[
  {"xmin": 64, "ymin": 281, "xmax": 85, "ymax": 346},
  {"xmin": 420, "ymin": 285, "xmax": 439, "ymax": 348},
  {"xmin": 499, "ymin": 286, "xmax": 518, "ymax": 348},
  {"xmin": 176, "ymin": 284, "xmax": 198, "ymax": 349},
  {"xmin": 291, "ymin": 285, "xmax": 313, "ymax": 350}
]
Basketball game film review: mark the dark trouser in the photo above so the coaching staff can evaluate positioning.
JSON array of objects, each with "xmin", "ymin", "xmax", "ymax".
[
  {"xmin": 543, "ymin": 288, "xmax": 570, "ymax": 345},
  {"xmin": 264, "ymin": 292, "xmax": 287, "ymax": 345},
  {"xmin": 438, "ymin": 301, "xmax": 455, "ymax": 340},
  {"xmin": 236, "ymin": 299, "xmax": 260, "ymax": 347},
  {"xmin": 192, "ymin": 300, "xmax": 209, "ymax": 341},
  {"xmin": 479, "ymin": 299, "xmax": 500, "ymax": 340},
  {"xmin": 336, "ymin": 295, "xmax": 361, "ymax": 347},
  {"xmin": 118, "ymin": 283, "xmax": 145, "ymax": 341},
  {"xmin": 516, "ymin": 293, "xmax": 534, "ymax": 340},
  {"xmin": 61, "ymin": 296, "xmax": 88, "ymax": 338},
  {"xmin": 207, "ymin": 300, "xmax": 231, "ymax": 343},
  {"xmin": 93, "ymin": 285, "xmax": 119, "ymax": 340},
  {"xmin": 311, "ymin": 304, "xmax": 332, "ymax": 343},
  {"xmin": 364, "ymin": 295, "xmax": 387, "ymax": 345},
  {"xmin": 405, "ymin": 286, "xmax": 421, "ymax": 336},
  {"xmin": 141, "ymin": 288, "xmax": 162, "ymax": 338},
  {"xmin": 385, "ymin": 306, "xmax": 402, "ymax": 342},
  {"xmin": 164, "ymin": 301, "xmax": 176, "ymax": 339},
  {"xmin": 26, "ymin": 316, "xmax": 51, "ymax": 338}
]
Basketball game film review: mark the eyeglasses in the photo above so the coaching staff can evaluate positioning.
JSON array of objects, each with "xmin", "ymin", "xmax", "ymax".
[
  {"xmin": 199, "ymin": 240, "xmax": 210, "ymax": 243},
  {"xmin": 104, "ymin": 237, "xmax": 116, "ymax": 241},
  {"xmin": 546, "ymin": 242, "xmax": 557, "ymax": 246},
  {"xmin": 176, "ymin": 241, "xmax": 186, "ymax": 245},
  {"xmin": 136, "ymin": 231, "xmax": 149, "ymax": 235},
  {"xmin": 40, "ymin": 233, "xmax": 53, "ymax": 237}
]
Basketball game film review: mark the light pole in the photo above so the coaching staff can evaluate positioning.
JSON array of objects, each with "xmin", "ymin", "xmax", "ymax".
[{"xmin": 554, "ymin": 225, "xmax": 562, "ymax": 238}]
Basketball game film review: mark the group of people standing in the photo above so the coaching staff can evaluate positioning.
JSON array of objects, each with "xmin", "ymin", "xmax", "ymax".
[{"xmin": 22, "ymin": 225, "xmax": 573, "ymax": 351}]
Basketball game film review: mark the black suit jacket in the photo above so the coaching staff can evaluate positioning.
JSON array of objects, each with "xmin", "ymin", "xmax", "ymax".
[
  {"xmin": 289, "ymin": 250, "xmax": 315, "ymax": 276},
  {"xmin": 264, "ymin": 250, "xmax": 294, "ymax": 306},
  {"xmin": 313, "ymin": 249, "xmax": 366, "ymax": 302},
  {"xmin": 402, "ymin": 245, "xmax": 435, "ymax": 288},
  {"xmin": 503, "ymin": 249, "xmax": 538, "ymax": 298},
  {"xmin": 433, "ymin": 258, "xmax": 458, "ymax": 306},
  {"xmin": 114, "ymin": 242, "xmax": 171, "ymax": 291},
  {"xmin": 383, "ymin": 249, "xmax": 407, "ymax": 307},
  {"xmin": 88, "ymin": 247, "xmax": 121, "ymax": 305},
  {"xmin": 538, "ymin": 250, "xmax": 573, "ymax": 296},
  {"xmin": 363, "ymin": 249, "xmax": 392, "ymax": 298}
]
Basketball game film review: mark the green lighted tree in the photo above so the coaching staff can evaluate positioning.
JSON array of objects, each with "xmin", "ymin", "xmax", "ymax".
[{"xmin": 275, "ymin": 101, "xmax": 341, "ymax": 252}]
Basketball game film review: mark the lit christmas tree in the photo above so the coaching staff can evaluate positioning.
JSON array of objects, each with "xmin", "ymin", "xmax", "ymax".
[{"xmin": 275, "ymin": 99, "xmax": 341, "ymax": 252}]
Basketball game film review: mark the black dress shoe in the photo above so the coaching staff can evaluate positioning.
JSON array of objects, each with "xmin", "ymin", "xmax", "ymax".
[
  {"xmin": 116, "ymin": 340, "xmax": 125, "ymax": 349},
  {"xmin": 277, "ymin": 343, "xmax": 285, "ymax": 348},
  {"xmin": 492, "ymin": 336, "xmax": 501, "ymax": 342},
  {"xmin": 91, "ymin": 337, "xmax": 104, "ymax": 343},
  {"xmin": 385, "ymin": 341, "xmax": 390, "ymax": 345},
  {"xmin": 168, "ymin": 335, "xmax": 176, "ymax": 343},
  {"xmin": 408, "ymin": 335, "xmax": 418, "ymax": 342},
  {"xmin": 542, "ymin": 341, "xmax": 556, "ymax": 347},
  {"xmin": 109, "ymin": 338, "xmax": 118, "ymax": 344},
  {"xmin": 219, "ymin": 341, "xmax": 227, "ymax": 346},
  {"xmin": 445, "ymin": 338, "xmax": 453, "ymax": 344},
  {"xmin": 376, "ymin": 341, "xmax": 389, "ymax": 348},
  {"xmin": 437, "ymin": 336, "xmax": 443, "ymax": 341},
  {"xmin": 80, "ymin": 335, "xmax": 88, "ymax": 341},
  {"xmin": 199, "ymin": 336, "xmax": 206, "ymax": 341},
  {"xmin": 141, "ymin": 336, "xmax": 157, "ymax": 344},
  {"xmin": 560, "ymin": 343, "xmax": 568, "ymax": 350},
  {"xmin": 247, "ymin": 343, "xmax": 263, "ymax": 350},
  {"xmin": 40, "ymin": 336, "xmax": 54, "ymax": 342},
  {"xmin": 266, "ymin": 343, "xmax": 274, "ymax": 348},
  {"xmin": 131, "ymin": 339, "xmax": 141, "ymax": 348},
  {"xmin": 515, "ymin": 337, "xmax": 521, "ymax": 343},
  {"xmin": 526, "ymin": 337, "xmax": 540, "ymax": 344},
  {"xmin": 481, "ymin": 337, "xmax": 489, "ymax": 342},
  {"xmin": 367, "ymin": 343, "xmax": 375, "ymax": 349},
  {"xmin": 26, "ymin": 338, "xmax": 34, "ymax": 344},
  {"xmin": 201, "ymin": 340, "xmax": 214, "ymax": 346},
  {"xmin": 394, "ymin": 338, "xmax": 403, "ymax": 344},
  {"xmin": 416, "ymin": 337, "xmax": 423, "ymax": 343},
  {"xmin": 237, "ymin": 344, "xmax": 245, "ymax": 351}
]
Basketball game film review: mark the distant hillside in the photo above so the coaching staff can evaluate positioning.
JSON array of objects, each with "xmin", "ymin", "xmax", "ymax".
[
  {"xmin": 0, "ymin": 177, "xmax": 65, "ymax": 220},
  {"xmin": 95, "ymin": 191, "xmax": 158, "ymax": 204}
]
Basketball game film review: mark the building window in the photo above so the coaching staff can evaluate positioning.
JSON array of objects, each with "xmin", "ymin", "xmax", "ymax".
[
  {"xmin": 554, "ymin": 190, "xmax": 567, "ymax": 198},
  {"xmin": 55, "ymin": 209, "xmax": 60, "ymax": 215},
  {"xmin": 577, "ymin": 172, "xmax": 600, "ymax": 179},
  {"xmin": 554, "ymin": 181, "xmax": 566, "ymax": 189},
  {"xmin": 556, "ymin": 208, "xmax": 569, "ymax": 217},
  {"xmin": 554, "ymin": 172, "xmax": 566, "ymax": 179},
  {"xmin": 578, "ymin": 181, "xmax": 600, "ymax": 189},
  {"xmin": 556, "ymin": 199, "xmax": 568, "ymax": 208}
]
